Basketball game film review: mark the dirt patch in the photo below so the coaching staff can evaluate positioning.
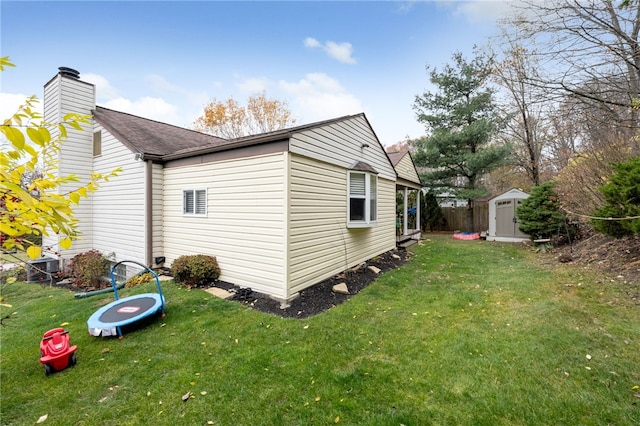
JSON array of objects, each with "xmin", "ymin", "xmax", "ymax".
[{"xmin": 544, "ymin": 225, "xmax": 640, "ymax": 285}]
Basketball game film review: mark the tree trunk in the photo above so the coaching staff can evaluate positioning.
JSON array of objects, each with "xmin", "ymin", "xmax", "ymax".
[{"xmin": 466, "ymin": 200, "xmax": 474, "ymax": 232}]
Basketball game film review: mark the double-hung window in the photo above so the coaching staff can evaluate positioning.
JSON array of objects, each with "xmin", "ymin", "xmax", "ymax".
[
  {"xmin": 348, "ymin": 170, "xmax": 377, "ymax": 227},
  {"xmin": 183, "ymin": 189, "xmax": 207, "ymax": 216}
]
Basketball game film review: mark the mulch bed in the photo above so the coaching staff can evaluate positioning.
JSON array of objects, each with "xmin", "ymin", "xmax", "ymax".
[{"xmin": 213, "ymin": 248, "xmax": 412, "ymax": 318}]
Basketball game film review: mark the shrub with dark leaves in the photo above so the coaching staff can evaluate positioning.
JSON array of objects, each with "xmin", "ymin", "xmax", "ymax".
[{"xmin": 68, "ymin": 250, "xmax": 109, "ymax": 289}]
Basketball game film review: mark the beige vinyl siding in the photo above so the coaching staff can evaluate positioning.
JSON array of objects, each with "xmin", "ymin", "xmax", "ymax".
[
  {"xmin": 91, "ymin": 128, "xmax": 146, "ymax": 263},
  {"xmin": 395, "ymin": 153, "xmax": 421, "ymax": 186},
  {"xmin": 163, "ymin": 153, "xmax": 288, "ymax": 298},
  {"xmin": 288, "ymin": 154, "xmax": 396, "ymax": 295},
  {"xmin": 42, "ymin": 75, "xmax": 96, "ymax": 257},
  {"xmin": 289, "ymin": 115, "xmax": 396, "ymax": 182}
]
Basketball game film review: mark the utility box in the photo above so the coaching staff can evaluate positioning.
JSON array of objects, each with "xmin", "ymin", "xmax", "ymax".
[{"xmin": 27, "ymin": 257, "xmax": 60, "ymax": 282}]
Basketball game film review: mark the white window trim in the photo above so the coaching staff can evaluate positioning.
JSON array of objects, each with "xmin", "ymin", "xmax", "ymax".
[
  {"xmin": 182, "ymin": 188, "xmax": 207, "ymax": 216},
  {"xmin": 347, "ymin": 171, "xmax": 378, "ymax": 228}
]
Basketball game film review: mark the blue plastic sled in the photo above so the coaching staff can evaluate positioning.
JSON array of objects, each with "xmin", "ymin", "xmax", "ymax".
[{"xmin": 87, "ymin": 260, "xmax": 165, "ymax": 338}]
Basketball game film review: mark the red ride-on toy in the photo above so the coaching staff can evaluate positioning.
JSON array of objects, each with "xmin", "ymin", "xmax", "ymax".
[{"xmin": 39, "ymin": 328, "xmax": 78, "ymax": 375}]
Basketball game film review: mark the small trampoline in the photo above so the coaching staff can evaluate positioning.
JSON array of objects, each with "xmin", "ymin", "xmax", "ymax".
[{"xmin": 87, "ymin": 260, "xmax": 165, "ymax": 338}]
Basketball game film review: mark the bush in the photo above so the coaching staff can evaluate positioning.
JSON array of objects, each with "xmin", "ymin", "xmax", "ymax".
[
  {"xmin": 68, "ymin": 250, "xmax": 109, "ymax": 289},
  {"xmin": 172, "ymin": 254, "xmax": 220, "ymax": 288},
  {"xmin": 591, "ymin": 156, "xmax": 640, "ymax": 237},
  {"xmin": 517, "ymin": 181, "xmax": 568, "ymax": 240}
]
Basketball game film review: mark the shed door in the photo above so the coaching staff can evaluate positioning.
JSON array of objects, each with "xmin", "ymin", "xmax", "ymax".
[{"xmin": 496, "ymin": 199, "xmax": 527, "ymax": 238}]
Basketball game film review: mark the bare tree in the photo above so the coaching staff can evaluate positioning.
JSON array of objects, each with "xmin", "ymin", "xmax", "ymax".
[
  {"xmin": 492, "ymin": 40, "xmax": 550, "ymax": 185},
  {"xmin": 504, "ymin": 0, "xmax": 640, "ymax": 135}
]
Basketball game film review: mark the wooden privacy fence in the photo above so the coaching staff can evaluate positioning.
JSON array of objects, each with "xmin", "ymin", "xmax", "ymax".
[{"xmin": 439, "ymin": 204, "xmax": 489, "ymax": 232}]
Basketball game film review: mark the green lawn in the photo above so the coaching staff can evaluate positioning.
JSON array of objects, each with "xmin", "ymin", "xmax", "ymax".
[{"xmin": 1, "ymin": 236, "xmax": 639, "ymax": 425}]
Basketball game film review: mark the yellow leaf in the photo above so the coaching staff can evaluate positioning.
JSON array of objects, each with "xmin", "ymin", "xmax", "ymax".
[
  {"xmin": 334, "ymin": 417, "xmax": 340, "ymax": 423},
  {"xmin": 69, "ymin": 192, "xmax": 80, "ymax": 204},
  {"xmin": 26, "ymin": 245, "xmax": 42, "ymax": 259},
  {"xmin": 27, "ymin": 127, "xmax": 44, "ymax": 144},
  {"xmin": 633, "ymin": 385, "xmax": 640, "ymax": 390},
  {"xmin": 60, "ymin": 237, "xmax": 73, "ymax": 250}
]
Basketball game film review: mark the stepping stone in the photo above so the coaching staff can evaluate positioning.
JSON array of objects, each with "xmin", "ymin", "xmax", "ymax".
[
  {"xmin": 204, "ymin": 287, "xmax": 234, "ymax": 299},
  {"xmin": 368, "ymin": 265, "xmax": 381, "ymax": 274},
  {"xmin": 332, "ymin": 283, "xmax": 349, "ymax": 294}
]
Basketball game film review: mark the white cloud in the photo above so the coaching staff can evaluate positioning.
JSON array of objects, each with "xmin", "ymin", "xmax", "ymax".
[
  {"xmin": 278, "ymin": 73, "xmax": 362, "ymax": 121},
  {"xmin": 82, "ymin": 72, "xmax": 119, "ymax": 100},
  {"xmin": 304, "ymin": 37, "xmax": 321, "ymax": 48},
  {"xmin": 0, "ymin": 92, "xmax": 41, "ymax": 122},
  {"xmin": 304, "ymin": 37, "xmax": 357, "ymax": 64},
  {"xmin": 236, "ymin": 77, "xmax": 271, "ymax": 94},
  {"xmin": 102, "ymin": 96, "xmax": 178, "ymax": 123}
]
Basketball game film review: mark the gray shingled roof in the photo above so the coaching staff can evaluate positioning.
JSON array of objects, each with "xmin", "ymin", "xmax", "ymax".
[
  {"xmin": 93, "ymin": 106, "xmax": 231, "ymax": 159},
  {"xmin": 93, "ymin": 107, "xmax": 375, "ymax": 163},
  {"xmin": 387, "ymin": 150, "xmax": 406, "ymax": 167}
]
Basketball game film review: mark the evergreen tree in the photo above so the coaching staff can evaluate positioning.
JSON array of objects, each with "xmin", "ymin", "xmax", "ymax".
[
  {"xmin": 413, "ymin": 51, "xmax": 511, "ymax": 232},
  {"xmin": 591, "ymin": 156, "xmax": 640, "ymax": 237},
  {"xmin": 516, "ymin": 181, "xmax": 566, "ymax": 239},
  {"xmin": 422, "ymin": 190, "xmax": 445, "ymax": 231}
]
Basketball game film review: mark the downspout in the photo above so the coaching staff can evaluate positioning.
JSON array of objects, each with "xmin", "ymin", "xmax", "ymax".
[
  {"xmin": 145, "ymin": 160, "xmax": 153, "ymax": 267},
  {"xmin": 403, "ymin": 187, "xmax": 408, "ymax": 236},
  {"xmin": 416, "ymin": 188, "xmax": 421, "ymax": 234}
]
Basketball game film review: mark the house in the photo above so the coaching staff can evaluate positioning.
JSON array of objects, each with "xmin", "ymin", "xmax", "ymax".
[
  {"xmin": 486, "ymin": 188, "xmax": 530, "ymax": 242},
  {"xmin": 386, "ymin": 149, "xmax": 422, "ymax": 246},
  {"xmin": 43, "ymin": 67, "xmax": 401, "ymax": 303}
]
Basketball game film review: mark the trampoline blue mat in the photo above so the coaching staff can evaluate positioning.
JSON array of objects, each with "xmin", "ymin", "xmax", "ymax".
[{"xmin": 87, "ymin": 293, "xmax": 164, "ymax": 330}]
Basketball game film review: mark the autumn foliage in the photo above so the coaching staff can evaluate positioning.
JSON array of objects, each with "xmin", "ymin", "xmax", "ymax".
[{"xmin": 193, "ymin": 92, "xmax": 296, "ymax": 139}]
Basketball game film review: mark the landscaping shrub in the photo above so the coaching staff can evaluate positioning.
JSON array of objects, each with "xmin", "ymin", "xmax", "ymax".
[
  {"xmin": 517, "ymin": 181, "xmax": 569, "ymax": 240},
  {"xmin": 591, "ymin": 156, "xmax": 640, "ymax": 237},
  {"xmin": 171, "ymin": 254, "xmax": 220, "ymax": 288},
  {"xmin": 68, "ymin": 250, "xmax": 109, "ymax": 289}
]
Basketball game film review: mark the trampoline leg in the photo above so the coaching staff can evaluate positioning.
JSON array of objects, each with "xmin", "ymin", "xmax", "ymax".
[{"xmin": 117, "ymin": 326, "xmax": 123, "ymax": 339}]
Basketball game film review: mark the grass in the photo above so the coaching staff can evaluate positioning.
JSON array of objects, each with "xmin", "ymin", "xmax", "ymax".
[{"xmin": 1, "ymin": 235, "xmax": 639, "ymax": 425}]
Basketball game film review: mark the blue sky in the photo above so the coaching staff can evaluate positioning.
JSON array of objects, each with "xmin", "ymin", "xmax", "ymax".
[{"xmin": 1, "ymin": 1, "xmax": 517, "ymax": 145}]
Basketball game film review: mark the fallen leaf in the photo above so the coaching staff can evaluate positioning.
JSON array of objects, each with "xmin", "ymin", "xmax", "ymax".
[
  {"xmin": 182, "ymin": 391, "xmax": 192, "ymax": 402},
  {"xmin": 101, "ymin": 348, "xmax": 110, "ymax": 354},
  {"xmin": 200, "ymin": 391, "xmax": 207, "ymax": 395},
  {"xmin": 634, "ymin": 394, "xmax": 640, "ymax": 399},
  {"xmin": 37, "ymin": 414, "xmax": 48, "ymax": 423},
  {"xmin": 632, "ymin": 385, "xmax": 640, "ymax": 390},
  {"xmin": 315, "ymin": 396, "xmax": 321, "ymax": 402},
  {"xmin": 334, "ymin": 416, "xmax": 340, "ymax": 423},
  {"xmin": 60, "ymin": 322, "xmax": 69, "ymax": 326},
  {"xmin": 303, "ymin": 325, "xmax": 309, "ymax": 329},
  {"xmin": 586, "ymin": 354, "xmax": 592, "ymax": 360}
]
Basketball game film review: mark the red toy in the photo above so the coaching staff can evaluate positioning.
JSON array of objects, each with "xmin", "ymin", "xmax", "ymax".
[{"xmin": 39, "ymin": 328, "xmax": 77, "ymax": 375}]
